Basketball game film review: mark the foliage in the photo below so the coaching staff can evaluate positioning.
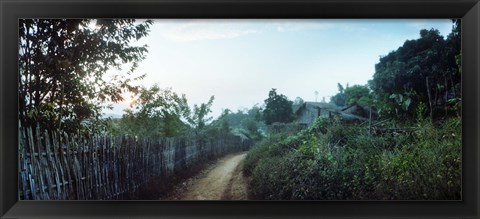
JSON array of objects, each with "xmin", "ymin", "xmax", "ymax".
[
  {"xmin": 241, "ymin": 118, "xmax": 263, "ymax": 141},
  {"xmin": 292, "ymin": 97, "xmax": 305, "ymax": 112},
  {"xmin": 200, "ymin": 109, "xmax": 233, "ymax": 140},
  {"xmin": 217, "ymin": 109, "xmax": 233, "ymax": 134},
  {"xmin": 108, "ymin": 85, "xmax": 224, "ymax": 139},
  {"xmin": 245, "ymin": 116, "xmax": 461, "ymax": 200},
  {"xmin": 344, "ymin": 85, "xmax": 372, "ymax": 106},
  {"xmin": 263, "ymin": 89, "xmax": 295, "ymax": 125},
  {"xmin": 187, "ymin": 96, "xmax": 215, "ymax": 131},
  {"xmin": 369, "ymin": 22, "xmax": 461, "ymax": 120},
  {"xmin": 244, "ymin": 133, "xmax": 292, "ymax": 176},
  {"xmin": 331, "ymin": 83, "xmax": 372, "ymax": 108},
  {"xmin": 217, "ymin": 106, "xmax": 266, "ymax": 142},
  {"xmin": 107, "ymin": 84, "xmax": 190, "ymax": 138},
  {"xmin": 330, "ymin": 83, "xmax": 346, "ymax": 106},
  {"xmin": 19, "ymin": 19, "xmax": 152, "ymax": 134}
]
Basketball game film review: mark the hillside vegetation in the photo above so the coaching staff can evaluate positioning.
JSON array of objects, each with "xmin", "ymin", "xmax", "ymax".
[{"xmin": 244, "ymin": 117, "xmax": 461, "ymax": 200}]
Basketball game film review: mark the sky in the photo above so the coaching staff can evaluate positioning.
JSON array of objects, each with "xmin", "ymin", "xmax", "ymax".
[{"xmin": 102, "ymin": 19, "xmax": 454, "ymax": 119}]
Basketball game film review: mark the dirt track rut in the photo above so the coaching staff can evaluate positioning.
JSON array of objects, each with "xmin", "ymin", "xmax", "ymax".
[{"xmin": 166, "ymin": 152, "xmax": 249, "ymax": 200}]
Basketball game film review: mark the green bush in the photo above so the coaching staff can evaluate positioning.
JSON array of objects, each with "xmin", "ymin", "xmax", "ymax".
[
  {"xmin": 245, "ymin": 116, "xmax": 461, "ymax": 200},
  {"xmin": 243, "ymin": 133, "xmax": 292, "ymax": 176},
  {"xmin": 375, "ymin": 117, "xmax": 461, "ymax": 199}
]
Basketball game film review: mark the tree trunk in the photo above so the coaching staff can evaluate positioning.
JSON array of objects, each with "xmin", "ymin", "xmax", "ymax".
[
  {"xmin": 426, "ymin": 77, "xmax": 433, "ymax": 121},
  {"xmin": 369, "ymin": 106, "xmax": 372, "ymax": 136},
  {"xmin": 434, "ymin": 78, "xmax": 438, "ymax": 119},
  {"xmin": 444, "ymin": 77, "xmax": 448, "ymax": 117},
  {"xmin": 450, "ymin": 76, "xmax": 456, "ymax": 97}
]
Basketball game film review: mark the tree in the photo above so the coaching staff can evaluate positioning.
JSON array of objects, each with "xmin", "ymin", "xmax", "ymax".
[
  {"xmin": 247, "ymin": 104, "xmax": 263, "ymax": 122},
  {"xmin": 19, "ymin": 19, "xmax": 152, "ymax": 134},
  {"xmin": 188, "ymin": 96, "xmax": 215, "ymax": 130},
  {"xmin": 263, "ymin": 89, "xmax": 294, "ymax": 125},
  {"xmin": 218, "ymin": 109, "xmax": 232, "ymax": 134},
  {"xmin": 116, "ymin": 84, "xmax": 190, "ymax": 137},
  {"xmin": 219, "ymin": 105, "xmax": 266, "ymax": 141},
  {"xmin": 344, "ymin": 85, "xmax": 372, "ymax": 106},
  {"xmin": 225, "ymin": 109, "xmax": 247, "ymax": 128},
  {"xmin": 369, "ymin": 22, "xmax": 461, "ymax": 121},
  {"xmin": 207, "ymin": 109, "xmax": 232, "ymax": 135},
  {"xmin": 330, "ymin": 83, "xmax": 346, "ymax": 107},
  {"xmin": 292, "ymin": 97, "xmax": 305, "ymax": 112},
  {"xmin": 241, "ymin": 118, "xmax": 263, "ymax": 141}
]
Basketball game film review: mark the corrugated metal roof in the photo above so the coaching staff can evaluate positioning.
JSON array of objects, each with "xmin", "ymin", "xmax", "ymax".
[
  {"xmin": 304, "ymin": 101, "xmax": 339, "ymax": 109},
  {"xmin": 295, "ymin": 102, "xmax": 340, "ymax": 114},
  {"xmin": 296, "ymin": 102, "xmax": 370, "ymax": 122}
]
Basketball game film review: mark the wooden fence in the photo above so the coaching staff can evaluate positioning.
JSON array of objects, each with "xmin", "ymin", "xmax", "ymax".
[{"xmin": 18, "ymin": 126, "xmax": 252, "ymax": 200}]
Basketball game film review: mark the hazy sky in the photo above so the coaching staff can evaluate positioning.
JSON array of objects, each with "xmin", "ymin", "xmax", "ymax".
[{"xmin": 103, "ymin": 19, "xmax": 453, "ymax": 119}]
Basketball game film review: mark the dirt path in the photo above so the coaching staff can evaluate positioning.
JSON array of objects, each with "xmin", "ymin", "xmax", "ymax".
[{"xmin": 165, "ymin": 152, "xmax": 249, "ymax": 200}]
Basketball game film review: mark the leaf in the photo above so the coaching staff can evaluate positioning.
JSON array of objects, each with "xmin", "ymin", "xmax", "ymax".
[{"xmin": 404, "ymin": 98, "xmax": 412, "ymax": 110}]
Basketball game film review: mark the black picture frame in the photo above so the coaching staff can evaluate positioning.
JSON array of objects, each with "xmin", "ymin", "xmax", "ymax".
[{"xmin": 1, "ymin": 0, "xmax": 479, "ymax": 218}]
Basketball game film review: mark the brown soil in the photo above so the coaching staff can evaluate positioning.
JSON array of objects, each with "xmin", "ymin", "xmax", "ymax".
[{"xmin": 163, "ymin": 152, "xmax": 249, "ymax": 200}]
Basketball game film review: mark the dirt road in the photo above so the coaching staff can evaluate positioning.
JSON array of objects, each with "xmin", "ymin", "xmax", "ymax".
[{"xmin": 165, "ymin": 152, "xmax": 249, "ymax": 200}]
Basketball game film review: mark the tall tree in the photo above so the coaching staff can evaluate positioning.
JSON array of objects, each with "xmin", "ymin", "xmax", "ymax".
[
  {"xmin": 330, "ymin": 83, "xmax": 346, "ymax": 106},
  {"xmin": 369, "ymin": 22, "xmax": 461, "ymax": 120},
  {"xmin": 292, "ymin": 97, "xmax": 305, "ymax": 112},
  {"xmin": 344, "ymin": 85, "xmax": 372, "ymax": 106},
  {"xmin": 263, "ymin": 88, "xmax": 294, "ymax": 125},
  {"xmin": 19, "ymin": 19, "xmax": 152, "ymax": 134},
  {"xmin": 202, "ymin": 109, "xmax": 233, "ymax": 140},
  {"xmin": 118, "ymin": 84, "xmax": 190, "ymax": 137},
  {"xmin": 188, "ymin": 96, "xmax": 215, "ymax": 130},
  {"xmin": 217, "ymin": 109, "xmax": 232, "ymax": 134},
  {"xmin": 241, "ymin": 118, "xmax": 263, "ymax": 141}
]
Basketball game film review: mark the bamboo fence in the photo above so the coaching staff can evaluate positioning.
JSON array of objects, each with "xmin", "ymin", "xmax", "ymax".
[{"xmin": 18, "ymin": 126, "xmax": 251, "ymax": 200}]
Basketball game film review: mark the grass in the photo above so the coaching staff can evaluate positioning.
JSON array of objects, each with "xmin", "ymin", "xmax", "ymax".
[{"xmin": 244, "ymin": 117, "xmax": 461, "ymax": 200}]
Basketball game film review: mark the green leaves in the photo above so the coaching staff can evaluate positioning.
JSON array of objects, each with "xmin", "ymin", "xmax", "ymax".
[
  {"xmin": 19, "ymin": 19, "xmax": 152, "ymax": 134},
  {"xmin": 389, "ymin": 93, "xmax": 412, "ymax": 112},
  {"xmin": 114, "ymin": 84, "xmax": 191, "ymax": 138},
  {"xmin": 330, "ymin": 83, "xmax": 346, "ymax": 106},
  {"xmin": 344, "ymin": 84, "xmax": 372, "ymax": 106},
  {"xmin": 369, "ymin": 22, "xmax": 461, "ymax": 121},
  {"xmin": 246, "ymin": 115, "xmax": 460, "ymax": 200},
  {"xmin": 263, "ymin": 88, "xmax": 294, "ymax": 125},
  {"xmin": 188, "ymin": 96, "xmax": 215, "ymax": 130}
]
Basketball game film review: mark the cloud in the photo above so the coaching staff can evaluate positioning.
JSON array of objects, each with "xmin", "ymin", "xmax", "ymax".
[
  {"xmin": 155, "ymin": 21, "xmax": 260, "ymax": 42},
  {"xmin": 268, "ymin": 20, "xmax": 367, "ymax": 33},
  {"xmin": 153, "ymin": 20, "xmax": 370, "ymax": 42},
  {"xmin": 272, "ymin": 21, "xmax": 334, "ymax": 32}
]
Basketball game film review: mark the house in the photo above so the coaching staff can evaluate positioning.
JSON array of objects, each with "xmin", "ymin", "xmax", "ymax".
[
  {"xmin": 295, "ymin": 102, "xmax": 340, "ymax": 127},
  {"xmin": 335, "ymin": 111, "xmax": 369, "ymax": 123},
  {"xmin": 341, "ymin": 103, "xmax": 378, "ymax": 120},
  {"xmin": 295, "ymin": 102, "xmax": 377, "ymax": 127}
]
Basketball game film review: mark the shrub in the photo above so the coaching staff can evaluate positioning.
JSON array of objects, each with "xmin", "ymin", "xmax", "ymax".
[
  {"xmin": 245, "ymin": 116, "xmax": 461, "ymax": 200},
  {"xmin": 375, "ymin": 117, "xmax": 461, "ymax": 199},
  {"xmin": 243, "ymin": 133, "xmax": 292, "ymax": 176}
]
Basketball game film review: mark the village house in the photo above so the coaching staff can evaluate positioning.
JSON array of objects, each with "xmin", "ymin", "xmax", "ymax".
[
  {"xmin": 341, "ymin": 103, "xmax": 378, "ymax": 121},
  {"xmin": 295, "ymin": 102, "xmax": 376, "ymax": 127},
  {"xmin": 295, "ymin": 102, "xmax": 340, "ymax": 127}
]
